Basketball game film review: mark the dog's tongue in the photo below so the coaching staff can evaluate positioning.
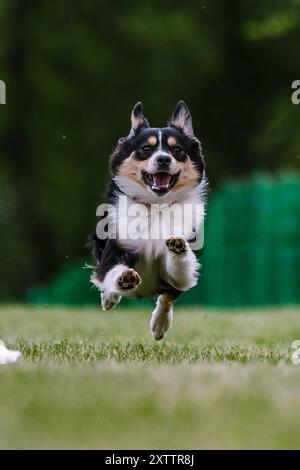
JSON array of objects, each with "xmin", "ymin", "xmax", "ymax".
[{"xmin": 153, "ymin": 173, "xmax": 171, "ymax": 189}]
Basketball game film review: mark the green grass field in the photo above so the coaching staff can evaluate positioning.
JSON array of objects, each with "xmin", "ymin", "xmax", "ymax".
[{"xmin": 1, "ymin": 305, "xmax": 300, "ymax": 449}]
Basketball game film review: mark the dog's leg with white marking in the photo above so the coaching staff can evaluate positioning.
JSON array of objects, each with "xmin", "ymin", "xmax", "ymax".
[
  {"xmin": 91, "ymin": 264, "xmax": 141, "ymax": 311},
  {"xmin": 164, "ymin": 236, "xmax": 199, "ymax": 291},
  {"xmin": 150, "ymin": 237, "xmax": 198, "ymax": 340},
  {"xmin": 150, "ymin": 293, "xmax": 175, "ymax": 341}
]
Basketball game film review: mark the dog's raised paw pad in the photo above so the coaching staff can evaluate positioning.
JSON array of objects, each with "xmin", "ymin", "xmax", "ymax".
[
  {"xmin": 166, "ymin": 237, "xmax": 188, "ymax": 254},
  {"xmin": 117, "ymin": 270, "xmax": 141, "ymax": 290}
]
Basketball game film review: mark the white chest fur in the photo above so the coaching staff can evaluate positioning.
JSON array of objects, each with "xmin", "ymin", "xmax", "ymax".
[{"xmin": 116, "ymin": 183, "xmax": 205, "ymax": 258}]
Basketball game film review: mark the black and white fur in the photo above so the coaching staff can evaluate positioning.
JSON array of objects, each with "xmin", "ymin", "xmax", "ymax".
[{"xmin": 91, "ymin": 101, "xmax": 208, "ymax": 340}]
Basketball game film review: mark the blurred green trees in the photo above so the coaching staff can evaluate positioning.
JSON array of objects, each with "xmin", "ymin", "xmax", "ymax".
[{"xmin": 0, "ymin": 0, "xmax": 299, "ymax": 300}]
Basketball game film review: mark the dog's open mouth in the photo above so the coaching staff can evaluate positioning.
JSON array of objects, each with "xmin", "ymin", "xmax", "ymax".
[{"xmin": 142, "ymin": 171, "xmax": 180, "ymax": 194}]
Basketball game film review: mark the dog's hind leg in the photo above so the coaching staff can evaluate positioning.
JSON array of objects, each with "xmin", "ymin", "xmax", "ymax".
[
  {"xmin": 150, "ymin": 293, "xmax": 179, "ymax": 341},
  {"xmin": 164, "ymin": 236, "xmax": 199, "ymax": 291}
]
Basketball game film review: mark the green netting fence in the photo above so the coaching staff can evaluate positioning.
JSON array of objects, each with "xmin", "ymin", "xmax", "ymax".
[{"xmin": 28, "ymin": 172, "xmax": 300, "ymax": 308}]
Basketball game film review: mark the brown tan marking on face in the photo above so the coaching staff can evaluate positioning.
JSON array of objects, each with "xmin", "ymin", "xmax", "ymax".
[
  {"xmin": 148, "ymin": 135, "xmax": 157, "ymax": 146},
  {"xmin": 116, "ymin": 151, "xmax": 148, "ymax": 188},
  {"xmin": 173, "ymin": 158, "xmax": 201, "ymax": 191},
  {"xmin": 167, "ymin": 136, "xmax": 177, "ymax": 147}
]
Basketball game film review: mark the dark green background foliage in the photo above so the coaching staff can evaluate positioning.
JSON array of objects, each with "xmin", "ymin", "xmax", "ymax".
[{"xmin": 0, "ymin": 0, "xmax": 299, "ymax": 302}]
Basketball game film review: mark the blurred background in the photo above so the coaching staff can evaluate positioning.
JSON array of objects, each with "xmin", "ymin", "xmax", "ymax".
[{"xmin": 0, "ymin": 0, "xmax": 299, "ymax": 308}]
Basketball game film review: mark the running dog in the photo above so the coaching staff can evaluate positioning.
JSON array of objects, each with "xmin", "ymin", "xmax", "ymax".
[{"xmin": 91, "ymin": 101, "xmax": 208, "ymax": 340}]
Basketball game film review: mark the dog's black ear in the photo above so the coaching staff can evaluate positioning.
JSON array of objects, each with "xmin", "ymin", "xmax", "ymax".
[
  {"xmin": 130, "ymin": 102, "xmax": 149, "ymax": 136},
  {"xmin": 168, "ymin": 101, "xmax": 194, "ymax": 137}
]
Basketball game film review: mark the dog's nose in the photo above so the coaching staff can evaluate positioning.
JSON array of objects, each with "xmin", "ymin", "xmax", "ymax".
[{"xmin": 156, "ymin": 155, "xmax": 171, "ymax": 168}]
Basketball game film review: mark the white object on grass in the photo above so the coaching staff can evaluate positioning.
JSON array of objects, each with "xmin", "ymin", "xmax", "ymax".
[{"xmin": 0, "ymin": 341, "xmax": 21, "ymax": 364}]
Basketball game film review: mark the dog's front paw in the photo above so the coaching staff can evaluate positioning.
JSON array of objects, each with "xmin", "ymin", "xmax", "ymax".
[
  {"xmin": 101, "ymin": 292, "xmax": 121, "ymax": 311},
  {"xmin": 116, "ymin": 269, "xmax": 141, "ymax": 290},
  {"xmin": 166, "ymin": 236, "xmax": 188, "ymax": 255}
]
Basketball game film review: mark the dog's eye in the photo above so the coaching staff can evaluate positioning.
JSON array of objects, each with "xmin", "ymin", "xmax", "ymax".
[
  {"xmin": 172, "ymin": 145, "xmax": 186, "ymax": 161},
  {"xmin": 142, "ymin": 145, "xmax": 151, "ymax": 152},
  {"xmin": 173, "ymin": 146, "xmax": 182, "ymax": 154}
]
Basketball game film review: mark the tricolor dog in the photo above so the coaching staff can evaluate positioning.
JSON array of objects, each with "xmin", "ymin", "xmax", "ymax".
[{"xmin": 90, "ymin": 101, "xmax": 208, "ymax": 340}]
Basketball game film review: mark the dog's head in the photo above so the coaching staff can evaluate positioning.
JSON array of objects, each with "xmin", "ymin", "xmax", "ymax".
[{"xmin": 111, "ymin": 101, "xmax": 204, "ymax": 201}]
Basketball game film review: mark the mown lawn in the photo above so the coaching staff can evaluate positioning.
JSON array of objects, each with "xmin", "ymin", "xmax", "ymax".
[{"xmin": 0, "ymin": 305, "xmax": 300, "ymax": 449}]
